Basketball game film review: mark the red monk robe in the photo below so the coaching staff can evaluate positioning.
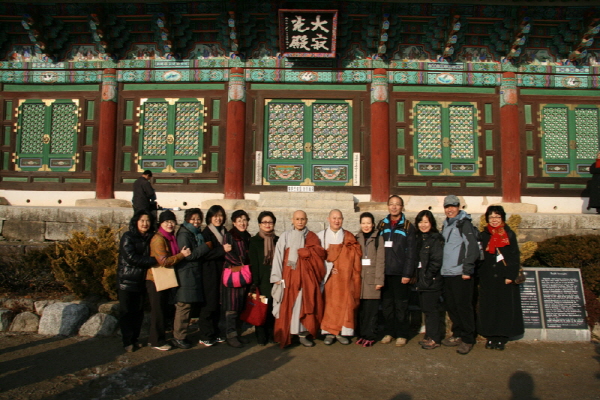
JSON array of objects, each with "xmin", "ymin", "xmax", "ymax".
[
  {"xmin": 320, "ymin": 230, "xmax": 362, "ymax": 336},
  {"xmin": 274, "ymin": 231, "xmax": 327, "ymax": 348}
]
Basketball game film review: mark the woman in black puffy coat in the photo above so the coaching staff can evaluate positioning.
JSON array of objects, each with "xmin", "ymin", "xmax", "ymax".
[
  {"xmin": 414, "ymin": 210, "xmax": 445, "ymax": 350},
  {"xmin": 117, "ymin": 210, "xmax": 157, "ymax": 352}
]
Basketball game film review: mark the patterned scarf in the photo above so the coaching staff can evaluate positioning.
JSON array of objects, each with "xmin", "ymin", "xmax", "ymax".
[
  {"xmin": 183, "ymin": 222, "xmax": 205, "ymax": 246},
  {"xmin": 158, "ymin": 226, "xmax": 179, "ymax": 255},
  {"xmin": 486, "ymin": 223, "xmax": 510, "ymax": 254},
  {"xmin": 258, "ymin": 229, "xmax": 275, "ymax": 266}
]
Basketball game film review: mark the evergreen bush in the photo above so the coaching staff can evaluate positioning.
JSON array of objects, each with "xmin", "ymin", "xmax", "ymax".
[
  {"xmin": 522, "ymin": 234, "xmax": 600, "ymax": 296},
  {"xmin": 47, "ymin": 225, "xmax": 120, "ymax": 300}
]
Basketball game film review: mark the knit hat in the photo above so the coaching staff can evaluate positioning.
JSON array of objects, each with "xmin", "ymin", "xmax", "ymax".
[
  {"xmin": 158, "ymin": 210, "xmax": 177, "ymax": 224},
  {"xmin": 443, "ymin": 195, "xmax": 460, "ymax": 207}
]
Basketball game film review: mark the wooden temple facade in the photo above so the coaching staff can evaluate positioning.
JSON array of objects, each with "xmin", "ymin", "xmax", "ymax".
[{"xmin": 0, "ymin": 0, "xmax": 599, "ymax": 205}]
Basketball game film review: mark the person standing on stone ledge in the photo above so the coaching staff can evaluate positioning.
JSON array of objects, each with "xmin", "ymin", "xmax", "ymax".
[
  {"xmin": 132, "ymin": 170, "xmax": 157, "ymax": 215},
  {"xmin": 587, "ymin": 151, "xmax": 600, "ymax": 214}
]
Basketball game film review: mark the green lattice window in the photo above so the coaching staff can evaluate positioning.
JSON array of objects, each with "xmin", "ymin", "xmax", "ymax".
[
  {"xmin": 541, "ymin": 104, "xmax": 599, "ymax": 177},
  {"xmin": 138, "ymin": 98, "xmax": 205, "ymax": 173},
  {"xmin": 264, "ymin": 99, "xmax": 353, "ymax": 185},
  {"xmin": 412, "ymin": 101, "xmax": 480, "ymax": 176},
  {"xmin": 16, "ymin": 99, "xmax": 79, "ymax": 172}
]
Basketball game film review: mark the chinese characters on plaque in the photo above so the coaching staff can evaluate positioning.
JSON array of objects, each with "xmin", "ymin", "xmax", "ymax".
[{"xmin": 279, "ymin": 10, "xmax": 338, "ymax": 58}]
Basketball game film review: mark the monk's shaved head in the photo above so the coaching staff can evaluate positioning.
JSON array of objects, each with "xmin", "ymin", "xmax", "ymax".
[{"xmin": 292, "ymin": 210, "xmax": 308, "ymax": 231}]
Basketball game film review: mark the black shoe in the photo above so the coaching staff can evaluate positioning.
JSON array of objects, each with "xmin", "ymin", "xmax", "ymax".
[
  {"xmin": 238, "ymin": 335, "xmax": 250, "ymax": 344},
  {"xmin": 495, "ymin": 341, "xmax": 505, "ymax": 351},
  {"xmin": 227, "ymin": 337, "xmax": 243, "ymax": 348},
  {"xmin": 485, "ymin": 340, "xmax": 496, "ymax": 350},
  {"xmin": 171, "ymin": 338, "xmax": 192, "ymax": 349}
]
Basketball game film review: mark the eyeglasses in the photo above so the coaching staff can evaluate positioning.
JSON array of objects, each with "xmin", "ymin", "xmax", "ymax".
[{"xmin": 260, "ymin": 221, "xmax": 274, "ymax": 225}]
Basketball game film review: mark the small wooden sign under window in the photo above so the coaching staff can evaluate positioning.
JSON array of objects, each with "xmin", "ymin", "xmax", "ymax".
[{"xmin": 279, "ymin": 9, "xmax": 338, "ymax": 58}]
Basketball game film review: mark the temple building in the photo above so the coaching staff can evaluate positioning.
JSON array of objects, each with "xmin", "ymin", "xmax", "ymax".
[{"xmin": 0, "ymin": 0, "xmax": 598, "ymax": 213}]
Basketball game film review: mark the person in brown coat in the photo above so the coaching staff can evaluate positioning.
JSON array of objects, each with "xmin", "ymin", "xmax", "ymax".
[
  {"xmin": 318, "ymin": 209, "xmax": 362, "ymax": 345},
  {"xmin": 271, "ymin": 210, "xmax": 327, "ymax": 348},
  {"xmin": 355, "ymin": 212, "xmax": 385, "ymax": 347}
]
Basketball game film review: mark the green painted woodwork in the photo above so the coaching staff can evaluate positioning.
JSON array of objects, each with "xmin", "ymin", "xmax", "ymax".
[
  {"xmin": 560, "ymin": 184, "xmax": 586, "ymax": 189},
  {"xmin": 264, "ymin": 99, "xmax": 353, "ymax": 186},
  {"xmin": 413, "ymin": 100, "xmax": 480, "ymax": 177},
  {"xmin": 397, "ymin": 155, "xmax": 405, "ymax": 174},
  {"xmin": 432, "ymin": 182, "xmax": 461, "ymax": 187},
  {"xmin": 211, "ymin": 126, "xmax": 219, "ymax": 146},
  {"xmin": 85, "ymin": 126, "xmax": 94, "ymax": 146},
  {"xmin": 485, "ymin": 129, "xmax": 493, "ymax": 150},
  {"xmin": 397, "ymin": 181, "xmax": 427, "ymax": 186},
  {"xmin": 4, "ymin": 101, "xmax": 12, "ymax": 121},
  {"xmin": 526, "ymin": 130, "xmax": 533, "ymax": 150},
  {"xmin": 397, "ymin": 128, "xmax": 405, "ymax": 148},
  {"xmin": 540, "ymin": 104, "xmax": 599, "ymax": 178},
  {"xmin": 486, "ymin": 156, "xmax": 494, "ymax": 175},
  {"xmin": 123, "ymin": 179, "xmax": 136, "ymax": 183},
  {"xmin": 155, "ymin": 179, "xmax": 185, "ymax": 183},
  {"xmin": 212, "ymin": 99, "xmax": 220, "ymax": 120},
  {"xmin": 527, "ymin": 156, "xmax": 534, "ymax": 176},
  {"xmin": 16, "ymin": 99, "xmax": 78, "ymax": 172},
  {"xmin": 138, "ymin": 98, "xmax": 204, "ymax": 174},
  {"xmin": 84, "ymin": 151, "xmax": 92, "ymax": 172},
  {"xmin": 125, "ymin": 126, "xmax": 133, "ymax": 147},
  {"xmin": 2, "ymin": 177, "xmax": 28, "ymax": 182},
  {"xmin": 2, "ymin": 152, "xmax": 8, "ymax": 170},
  {"xmin": 484, "ymin": 104, "xmax": 493, "ymax": 124},
  {"xmin": 33, "ymin": 177, "xmax": 59, "ymax": 182},
  {"xmin": 396, "ymin": 102, "xmax": 405, "ymax": 123},
  {"xmin": 393, "ymin": 86, "xmax": 495, "ymax": 94},
  {"xmin": 125, "ymin": 101, "xmax": 134, "ymax": 120},
  {"xmin": 86, "ymin": 101, "xmax": 95, "ymax": 120},
  {"xmin": 123, "ymin": 84, "xmax": 224, "ymax": 91},
  {"xmin": 251, "ymin": 84, "xmax": 366, "ymax": 91},
  {"xmin": 3, "ymin": 85, "xmax": 99, "ymax": 92},
  {"xmin": 123, "ymin": 153, "xmax": 131, "ymax": 172},
  {"xmin": 211, "ymin": 153, "xmax": 218, "ymax": 172},
  {"xmin": 4, "ymin": 126, "xmax": 10, "ymax": 146},
  {"xmin": 190, "ymin": 179, "xmax": 218, "ymax": 183},
  {"xmin": 64, "ymin": 179, "xmax": 91, "ymax": 183},
  {"xmin": 466, "ymin": 182, "xmax": 494, "ymax": 187},
  {"xmin": 527, "ymin": 183, "xmax": 555, "ymax": 188},
  {"xmin": 524, "ymin": 104, "xmax": 532, "ymax": 125},
  {"xmin": 521, "ymin": 89, "xmax": 600, "ymax": 97}
]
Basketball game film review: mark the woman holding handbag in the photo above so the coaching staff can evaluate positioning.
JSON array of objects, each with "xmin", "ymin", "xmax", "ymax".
[
  {"xmin": 478, "ymin": 205, "xmax": 524, "ymax": 350},
  {"xmin": 222, "ymin": 209, "xmax": 252, "ymax": 348},
  {"xmin": 200, "ymin": 205, "xmax": 232, "ymax": 346},
  {"xmin": 248, "ymin": 211, "xmax": 279, "ymax": 346},
  {"xmin": 147, "ymin": 210, "xmax": 191, "ymax": 351}
]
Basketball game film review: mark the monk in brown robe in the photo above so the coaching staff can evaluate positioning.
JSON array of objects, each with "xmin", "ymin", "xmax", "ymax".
[
  {"xmin": 318, "ymin": 210, "xmax": 362, "ymax": 345},
  {"xmin": 271, "ymin": 210, "xmax": 326, "ymax": 348}
]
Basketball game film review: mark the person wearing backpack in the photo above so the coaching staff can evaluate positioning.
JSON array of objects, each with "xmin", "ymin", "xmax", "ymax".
[
  {"xmin": 440, "ymin": 194, "xmax": 480, "ymax": 355},
  {"xmin": 377, "ymin": 195, "xmax": 417, "ymax": 347}
]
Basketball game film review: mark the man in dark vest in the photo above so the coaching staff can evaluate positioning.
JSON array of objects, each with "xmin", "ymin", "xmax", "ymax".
[{"xmin": 132, "ymin": 170, "xmax": 157, "ymax": 214}]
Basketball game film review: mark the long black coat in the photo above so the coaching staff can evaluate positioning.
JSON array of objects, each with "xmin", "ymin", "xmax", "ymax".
[
  {"xmin": 477, "ymin": 225, "xmax": 524, "ymax": 338},
  {"xmin": 415, "ymin": 232, "xmax": 444, "ymax": 292},
  {"xmin": 175, "ymin": 225, "xmax": 212, "ymax": 303},
  {"xmin": 248, "ymin": 233, "xmax": 279, "ymax": 298},
  {"xmin": 117, "ymin": 222, "xmax": 156, "ymax": 292},
  {"xmin": 588, "ymin": 162, "xmax": 600, "ymax": 208},
  {"xmin": 201, "ymin": 226, "xmax": 228, "ymax": 312}
]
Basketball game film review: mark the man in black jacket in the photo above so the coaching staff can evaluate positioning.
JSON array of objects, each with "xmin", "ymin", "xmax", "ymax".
[
  {"xmin": 132, "ymin": 170, "xmax": 157, "ymax": 214},
  {"xmin": 378, "ymin": 195, "xmax": 417, "ymax": 347}
]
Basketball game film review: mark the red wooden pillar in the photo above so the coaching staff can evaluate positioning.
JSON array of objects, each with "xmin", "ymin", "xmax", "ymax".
[
  {"xmin": 499, "ymin": 72, "xmax": 521, "ymax": 202},
  {"xmin": 95, "ymin": 68, "xmax": 118, "ymax": 199},
  {"xmin": 224, "ymin": 67, "xmax": 246, "ymax": 199},
  {"xmin": 370, "ymin": 68, "xmax": 390, "ymax": 202}
]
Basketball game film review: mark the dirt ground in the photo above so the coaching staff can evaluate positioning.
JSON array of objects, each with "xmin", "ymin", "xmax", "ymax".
[{"xmin": 0, "ymin": 330, "xmax": 599, "ymax": 400}]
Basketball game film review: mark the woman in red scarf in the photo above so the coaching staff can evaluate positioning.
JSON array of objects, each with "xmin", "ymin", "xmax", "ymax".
[{"xmin": 477, "ymin": 205, "xmax": 524, "ymax": 351}]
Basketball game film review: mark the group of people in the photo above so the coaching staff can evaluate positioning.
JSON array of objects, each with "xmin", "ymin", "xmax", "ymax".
[{"xmin": 117, "ymin": 193, "xmax": 524, "ymax": 355}]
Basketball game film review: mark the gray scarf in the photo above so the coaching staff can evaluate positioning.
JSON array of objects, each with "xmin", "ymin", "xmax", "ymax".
[
  {"xmin": 208, "ymin": 224, "xmax": 225, "ymax": 244},
  {"xmin": 286, "ymin": 226, "xmax": 308, "ymax": 269}
]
